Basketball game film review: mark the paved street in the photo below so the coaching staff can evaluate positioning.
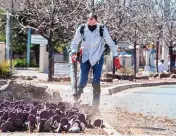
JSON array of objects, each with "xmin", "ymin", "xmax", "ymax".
[
  {"xmin": 112, "ymin": 85, "xmax": 176, "ymax": 118},
  {"xmin": 58, "ymin": 85, "xmax": 176, "ymax": 119}
]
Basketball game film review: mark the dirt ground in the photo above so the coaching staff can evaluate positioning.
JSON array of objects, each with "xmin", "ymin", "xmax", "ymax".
[
  {"xmin": 2, "ymin": 79, "xmax": 176, "ymax": 135},
  {"xmin": 101, "ymin": 108, "xmax": 176, "ymax": 135}
]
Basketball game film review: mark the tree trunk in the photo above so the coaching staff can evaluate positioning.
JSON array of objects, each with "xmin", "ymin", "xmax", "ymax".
[
  {"xmin": 91, "ymin": 0, "xmax": 95, "ymax": 13},
  {"xmin": 134, "ymin": 41, "xmax": 137, "ymax": 78},
  {"xmin": 173, "ymin": 49, "xmax": 175, "ymax": 68},
  {"xmin": 32, "ymin": 45, "xmax": 39, "ymax": 67},
  {"xmin": 169, "ymin": 45, "xmax": 173, "ymax": 72},
  {"xmin": 112, "ymin": 57, "xmax": 115, "ymax": 74},
  {"xmin": 112, "ymin": 38, "xmax": 117, "ymax": 74},
  {"xmin": 48, "ymin": 37, "xmax": 53, "ymax": 81},
  {"xmin": 156, "ymin": 40, "xmax": 159, "ymax": 73}
]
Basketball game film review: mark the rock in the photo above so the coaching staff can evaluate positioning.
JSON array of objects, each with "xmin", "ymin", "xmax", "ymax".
[
  {"xmin": 40, "ymin": 110, "xmax": 49, "ymax": 119},
  {"xmin": 171, "ymin": 68, "xmax": 176, "ymax": 74},
  {"xmin": 13, "ymin": 119, "xmax": 23, "ymax": 130},
  {"xmin": 136, "ymin": 76, "xmax": 149, "ymax": 80},
  {"xmin": 5, "ymin": 121, "xmax": 14, "ymax": 132},
  {"xmin": 69, "ymin": 126, "xmax": 80, "ymax": 133},
  {"xmin": 43, "ymin": 119, "xmax": 52, "ymax": 132},
  {"xmin": 170, "ymin": 74, "xmax": 176, "ymax": 78},
  {"xmin": 78, "ymin": 114, "xmax": 86, "ymax": 123},
  {"xmin": 53, "ymin": 76, "xmax": 70, "ymax": 82},
  {"xmin": 62, "ymin": 77, "xmax": 71, "ymax": 82},
  {"xmin": 102, "ymin": 73, "xmax": 120, "ymax": 79},
  {"xmin": 0, "ymin": 80, "xmax": 7, "ymax": 86},
  {"xmin": 94, "ymin": 119, "xmax": 103, "ymax": 128},
  {"xmin": 103, "ymin": 73, "xmax": 113, "ymax": 78},
  {"xmin": 52, "ymin": 77, "xmax": 61, "ymax": 82},
  {"xmin": 37, "ymin": 119, "xmax": 47, "ymax": 132},
  {"xmin": 159, "ymin": 73, "xmax": 171, "ymax": 78},
  {"xmin": 80, "ymin": 122, "xmax": 86, "ymax": 131},
  {"xmin": 101, "ymin": 78, "xmax": 113, "ymax": 82},
  {"xmin": 1, "ymin": 123, "xmax": 7, "ymax": 132},
  {"xmin": 126, "ymin": 75, "xmax": 134, "ymax": 81},
  {"xmin": 113, "ymin": 79, "xmax": 119, "ymax": 82},
  {"xmin": 26, "ymin": 76, "xmax": 33, "ymax": 80},
  {"xmin": 0, "ymin": 80, "xmax": 10, "ymax": 91},
  {"xmin": 28, "ymin": 114, "xmax": 35, "ymax": 126}
]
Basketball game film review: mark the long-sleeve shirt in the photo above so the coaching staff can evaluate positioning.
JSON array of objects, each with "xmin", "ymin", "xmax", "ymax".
[{"xmin": 70, "ymin": 23, "xmax": 118, "ymax": 66}]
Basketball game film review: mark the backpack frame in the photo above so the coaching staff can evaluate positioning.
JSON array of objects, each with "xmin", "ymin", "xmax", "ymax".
[{"xmin": 80, "ymin": 24, "xmax": 104, "ymax": 41}]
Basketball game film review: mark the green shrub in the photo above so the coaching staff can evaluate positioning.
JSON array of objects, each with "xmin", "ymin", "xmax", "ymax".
[
  {"xmin": 30, "ymin": 61, "xmax": 38, "ymax": 67},
  {"xmin": 14, "ymin": 58, "xmax": 27, "ymax": 67},
  {"xmin": 0, "ymin": 60, "xmax": 16, "ymax": 78},
  {"xmin": 14, "ymin": 58, "xmax": 38, "ymax": 67}
]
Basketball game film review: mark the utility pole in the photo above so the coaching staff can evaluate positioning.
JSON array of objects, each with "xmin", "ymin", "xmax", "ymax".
[
  {"xmin": 27, "ymin": 28, "xmax": 31, "ymax": 67},
  {"xmin": 10, "ymin": 0, "xmax": 14, "ymax": 70},
  {"xmin": 5, "ymin": 11, "xmax": 10, "ymax": 60}
]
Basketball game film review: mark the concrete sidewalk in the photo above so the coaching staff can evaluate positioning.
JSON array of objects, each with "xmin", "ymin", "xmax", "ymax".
[
  {"xmin": 14, "ymin": 69, "xmax": 48, "ymax": 81},
  {"xmin": 14, "ymin": 69, "xmax": 176, "ymax": 95},
  {"xmin": 39, "ymin": 83, "xmax": 111, "ymax": 96}
]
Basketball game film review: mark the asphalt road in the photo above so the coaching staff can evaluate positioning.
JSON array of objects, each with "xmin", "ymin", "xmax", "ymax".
[
  {"xmin": 112, "ymin": 85, "xmax": 176, "ymax": 118},
  {"xmin": 60, "ymin": 85, "xmax": 176, "ymax": 119}
]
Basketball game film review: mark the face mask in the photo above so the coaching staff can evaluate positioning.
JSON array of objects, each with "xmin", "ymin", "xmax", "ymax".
[{"xmin": 88, "ymin": 25, "xmax": 97, "ymax": 32}]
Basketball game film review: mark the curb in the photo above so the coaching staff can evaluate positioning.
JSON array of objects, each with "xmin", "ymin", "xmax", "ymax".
[
  {"xmin": 103, "ymin": 121, "xmax": 122, "ymax": 136},
  {"xmin": 107, "ymin": 81, "xmax": 176, "ymax": 95},
  {"xmin": 15, "ymin": 67, "xmax": 39, "ymax": 71},
  {"xmin": 0, "ymin": 80, "xmax": 11, "ymax": 91}
]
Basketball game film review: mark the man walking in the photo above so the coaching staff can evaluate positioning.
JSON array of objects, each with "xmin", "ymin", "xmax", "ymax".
[{"xmin": 70, "ymin": 13, "xmax": 119, "ymax": 111}]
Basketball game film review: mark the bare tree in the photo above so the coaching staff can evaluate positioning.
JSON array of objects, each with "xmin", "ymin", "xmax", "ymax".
[
  {"xmin": 127, "ymin": 0, "xmax": 156, "ymax": 77},
  {"xmin": 1, "ymin": 0, "xmax": 175, "ymax": 78},
  {"xmin": 94, "ymin": 0, "xmax": 133, "ymax": 41},
  {"xmin": 153, "ymin": 0, "xmax": 176, "ymax": 71},
  {"xmin": 1, "ymin": 0, "xmax": 92, "ymax": 81}
]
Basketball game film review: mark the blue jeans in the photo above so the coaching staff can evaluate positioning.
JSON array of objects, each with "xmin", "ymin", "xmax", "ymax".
[
  {"xmin": 78, "ymin": 55, "xmax": 104, "ymax": 91},
  {"xmin": 70, "ymin": 54, "xmax": 103, "ymax": 109}
]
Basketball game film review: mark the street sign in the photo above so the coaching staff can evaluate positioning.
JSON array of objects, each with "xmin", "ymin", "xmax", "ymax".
[
  {"xmin": 54, "ymin": 63, "xmax": 70, "ymax": 77},
  {"xmin": 31, "ymin": 35, "xmax": 48, "ymax": 45}
]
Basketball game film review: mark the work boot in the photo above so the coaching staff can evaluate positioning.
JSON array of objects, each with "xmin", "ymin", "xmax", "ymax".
[
  {"xmin": 92, "ymin": 83, "xmax": 101, "ymax": 116},
  {"xmin": 72, "ymin": 88, "xmax": 83, "ymax": 102},
  {"xmin": 89, "ymin": 83, "xmax": 101, "ymax": 123},
  {"xmin": 77, "ymin": 85, "xmax": 84, "ymax": 94},
  {"xmin": 73, "ymin": 93, "xmax": 81, "ymax": 101}
]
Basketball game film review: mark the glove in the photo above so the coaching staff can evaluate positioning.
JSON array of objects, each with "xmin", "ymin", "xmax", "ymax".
[
  {"xmin": 71, "ymin": 54, "xmax": 77, "ymax": 63},
  {"xmin": 79, "ymin": 48, "xmax": 83, "ymax": 56},
  {"xmin": 114, "ymin": 57, "xmax": 121, "ymax": 69},
  {"xmin": 76, "ymin": 48, "xmax": 83, "ymax": 63}
]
